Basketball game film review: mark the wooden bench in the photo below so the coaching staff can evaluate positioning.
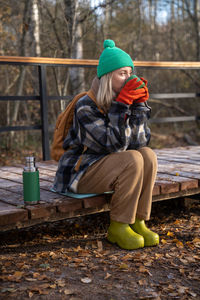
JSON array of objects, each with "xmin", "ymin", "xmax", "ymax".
[{"xmin": 0, "ymin": 146, "xmax": 200, "ymax": 231}]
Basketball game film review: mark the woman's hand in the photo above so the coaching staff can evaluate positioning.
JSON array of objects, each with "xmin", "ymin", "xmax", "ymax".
[{"xmin": 116, "ymin": 76, "xmax": 149, "ymax": 105}]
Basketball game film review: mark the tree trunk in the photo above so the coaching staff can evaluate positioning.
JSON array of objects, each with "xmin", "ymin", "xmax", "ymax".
[
  {"xmin": 103, "ymin": 0, "xmax": 111, "ymax": 38},
  {"xmin": 32, "ymin": 0, "xmax": 41, "ymax": 57},
  {"xmin": 148, "ymin": 0, "xmax": 154, "ymax": 31},
  {"xmin": 194, "ymin": 0, "xmax": 200, "ymax": 60},
  {"xmin": 10, "ymin": 0, "xmax": 32, "ymax": 139},
  {"xmin": 64, "ymin": 0, "xmax": 85, "ymax": 96},
  {"xmin": 170, "ymin": 0, "xmax": 175, "ymax": 59},
  {"xmin": 69, "ymin": 22, "xmax": 85, "ymax": 94}
]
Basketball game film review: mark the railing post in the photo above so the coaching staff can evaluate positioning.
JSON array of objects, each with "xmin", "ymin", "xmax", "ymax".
[{"xmin": 38, "ymin": 64, "xmax": 50, "ymax": 160}]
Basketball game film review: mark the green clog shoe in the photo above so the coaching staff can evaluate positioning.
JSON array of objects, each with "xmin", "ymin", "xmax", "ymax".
[
  {"xmin": 130, "ymin": 219, "xmax": 159, "ymax": 247},
  {"xmin": 107, "ymin": 220, "xmax": 144, "ymax": 250}
]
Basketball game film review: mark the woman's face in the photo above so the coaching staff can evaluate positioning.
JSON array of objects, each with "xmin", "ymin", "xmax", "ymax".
[{"xmin": 112, "ymin": 67, "xmax": 132, "ymax": 94}]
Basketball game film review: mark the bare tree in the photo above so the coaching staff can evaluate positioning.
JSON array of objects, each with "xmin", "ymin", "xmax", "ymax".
[
  {"xmin": 11, "ymin": 0, "xmax": 32, "ymax": 127},
  {"xmin": 32, "ymin": 0, "xmax": 41, "ymax": 57},
  {"xmin": 170, "ymin": 0, "xmax": 175, "ymax": 59},
  {"xmin": 103, "ymin": 0, "xmax": 112, "ymax": 38}
]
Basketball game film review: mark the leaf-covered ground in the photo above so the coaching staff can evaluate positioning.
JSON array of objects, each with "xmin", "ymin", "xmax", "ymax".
[{"xmin": 0, "ymin": 198, "xmax": 199, "ymax": 300}]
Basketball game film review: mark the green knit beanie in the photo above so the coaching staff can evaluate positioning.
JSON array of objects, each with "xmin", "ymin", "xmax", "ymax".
[{"xmin": 97, "ymin": 39, "xmax": 134, "ymax": 78}]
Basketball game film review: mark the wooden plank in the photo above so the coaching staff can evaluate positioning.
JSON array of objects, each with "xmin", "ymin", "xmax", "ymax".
[
  {"xmin": 0, "ymin": 201, "xmax": 28, "ymax": 226},
  {"xmin": 0, "ymin": 183, "xmax": 67, "ymax": 206},
  {"xmin": 57, "ymin": 198, "xmax": 83, "ymax": 213},
  {"xmin": 37, "ymin": 161, "xmax": 58, "ymax": 170},
  {"xmin": 0, "ymin": 178, "xmax": 20, "ymax": 188},
  {"xmin": 153, "ymin": 187, "xmax": 200, "ymax": 202},
  {"xmin": 158, "ymin": 160, "xmax": 200, "ymax": 171},
  {"xmin": 157, "ymin": 156, "xmax": 200, "ymax": 165},
  {"xmin": 156, "ymin": 173, "xmax": 198, "ymax": 191},
  {"xmin": 0, "ymin": 165, "xmax": 56, "ymax": 178},
  {"xmin": 0, "ymin": 166, "xmax": 23, "ymax": 172},
  {"xmin": 0, "ymin": 171, "xmax": 22, "ymax": 183},
  {"xmin": 0, "ymin": 183, "xmax": 22, "ymax": 194},
  {"xmin": 39, "ymin": 189, "xmax": 69, "ymax": 203},
  {"xmin": 155, "ymin": 149, "xmax": 200, "ymax": 156},
  {"xmin": 0, "ymin": 188, "xmax": 24, "ymax": 206},
  {"xmin": 155, "ymin": 179, "xmax": 179, "ymax": 194},
  {"xmin": 152, "ymin": 184, "xmax": 160, "ymax": 196},
  {"xmin": 158, "ymin": 161, "xmax": 200, "ymax": 182},
  {"xmin": 26, "ymin": 203, "xmax": 57, "ymax": 220},
  {"xmin": 0, "ymin": 166, "xmax": 55, "ymax": 182}
]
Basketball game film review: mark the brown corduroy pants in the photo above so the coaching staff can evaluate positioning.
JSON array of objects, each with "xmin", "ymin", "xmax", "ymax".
[{"xmin": 77, "ymin": 147, "xmax": 157, "ymax": 224}]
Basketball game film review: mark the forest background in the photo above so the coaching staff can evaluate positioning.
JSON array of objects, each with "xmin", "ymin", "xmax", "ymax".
[{"xmin": 0, "ymin": 0, "xmax": 200, "ymax": 165}]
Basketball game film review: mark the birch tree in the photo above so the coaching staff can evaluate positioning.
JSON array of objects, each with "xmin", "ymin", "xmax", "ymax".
[
  {"xmin": 32, "ymin": 0, "xmax": 41, "ymax": 57},
  {"xmin": 64, "ymin": 0, "xmax": 85, "ymax": 95}
]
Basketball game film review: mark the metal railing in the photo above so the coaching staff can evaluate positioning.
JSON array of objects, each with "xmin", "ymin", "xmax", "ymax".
[{"xmin": 0, "ymin": 56, "xmax": 200, "ymax": 160}]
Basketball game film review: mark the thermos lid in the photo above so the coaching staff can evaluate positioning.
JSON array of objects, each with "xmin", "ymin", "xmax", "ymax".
[
  {"xmin": 25, "ymin": 156, "xmax": 35, "ymax": 162},
  {"xmin": 24, "ymin": 156, "xmax": 37, "ymax": 172}
]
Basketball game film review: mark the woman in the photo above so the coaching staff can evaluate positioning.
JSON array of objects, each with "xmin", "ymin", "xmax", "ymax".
[{"xmin": 53, "ymin": 39, "xmax": 159, "ymax": 250}]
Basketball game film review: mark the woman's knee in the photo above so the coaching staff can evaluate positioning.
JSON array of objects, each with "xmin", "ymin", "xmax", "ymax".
[
  {"xmin": 138, "ymin": 147, "xmax": 157, "ymax": 169},
  {"xmin": 121, "ymin": 150, "xmax": 144, "ymax": 171}
]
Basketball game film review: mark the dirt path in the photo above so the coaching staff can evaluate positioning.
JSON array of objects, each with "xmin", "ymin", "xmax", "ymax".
[{"xmin": 0, "ymin": 198, "xmax": 199, "ymax": 300}]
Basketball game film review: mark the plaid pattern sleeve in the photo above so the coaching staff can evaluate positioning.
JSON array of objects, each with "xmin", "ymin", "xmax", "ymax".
[{"xmin": 53, "ymin": 95, "xmax": 151, "ymax": 194}]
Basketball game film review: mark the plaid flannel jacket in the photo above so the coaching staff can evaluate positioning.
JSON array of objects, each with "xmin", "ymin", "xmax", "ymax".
[{"xmin": 53, "ymin": 94, "xmax": 151, "ymax": 193}]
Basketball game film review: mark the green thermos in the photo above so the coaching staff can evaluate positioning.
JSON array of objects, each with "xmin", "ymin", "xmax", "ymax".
[{"xmin": 23, "ymin": 156, "xmax": 40, "ymax": 204}]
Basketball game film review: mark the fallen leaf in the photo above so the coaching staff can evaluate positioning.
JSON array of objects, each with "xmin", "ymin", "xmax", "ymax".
[
  {"xmin": 64, "ymin": 289, "xmax": 74, "ymax": 295},
  {"xmin": 187, "ymin": 291, "xmax": 197, "ymax": 297},
  {"xmin": 138, "ymin": 279, "xmax": 147, "ymax": 285},
  {"xmin": 179, "ymin": 258, "xmax": 188, "ymax": 265},
  {"xmin": 167, "ymin": 231, "xmax": 174, "ymax": 237},
  {"xmin": 119, "ymin": 263, "xmax": 129, "ymax": 269},
  {"xmin": 121, "ymin": 254, "xmax": 132, "ymax": 261},
  {"xmin": 172, "ymin": 239, "xmax": 184, "ymax": 248},
  {"xmin": 192, "ymin": 237, "xmax": 200, "ymax": 244},
  {"xmin": 25, "ymin": 277, "xmax": 37, "ymax": 282},
  {"xmin": 13, "ymin": 271, "xmax": 23, "ymax": 279},
  {"xmin": 56, "ymin": 279, "xmax": 66, "ymax": 287},
  {"xmin": 185, "ymin": 241, "xmax": 194, "ymax": 248},
  {"xmin": 179, "ymin": 268, "xmax": 185, "ymax": 274},
  {"xmin": 33, "ymin": 272, "xmax": 40, "ymax": 278},
  {"xmin": 104, "ymin": 272, "xmax": 112, "ymax": 279},
  {"xmin": 7, "ymin": 271, "xmax": 23, "ymax": 282},
  {"xmin": 78, "ymin": 250, "xmax": 91, "ymax": 257},
  {"xmin": 39, "ymin": 263, "xmax": 50, "ymax": 269},
  {"xmin": 161, "ymin": 239, "xmax": 167, "ymax": 244},
  {"xmin": 28, "ymin": 291, "xmax": 34, "ymax": 298},
  {"xmin": 49, "ymin": 284, "xmax": 56, "ymax": 289},
  {"xmin": 169, "ymin": 292, "xmax": 179, "ymax": 297},
  {"xmin": 177, "ymin": 286, "xmax": 188, "ymax": 294},
  {"xmin": 139, "ymin": 266, "xmax": 152, "ymax": 276},
  {"xmin": 97, "ymin": 240, "xmax": 103, "ymax": 251},
  {"xmin": 81, "ymin": 277, "xmax": 92, "ymax": 284},
  {"xmin": 174, "ymin": 220, "xmax": 180, "ymax": 225},
  {"xmin": 49, "ymin": 251, "xmax": 57, "ymax": 259}
]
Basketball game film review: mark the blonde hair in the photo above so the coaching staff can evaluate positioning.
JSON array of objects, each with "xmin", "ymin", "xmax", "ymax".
[{"xmin": 96, "ymin": 72, "xmax": 116, "ymax": 113}]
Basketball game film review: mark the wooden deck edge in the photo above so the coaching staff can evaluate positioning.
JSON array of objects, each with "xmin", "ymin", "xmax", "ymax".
[
  {"xmin": 0, "ymin": 188, "xmax": 199, "ymax": 231},
  {"xmin": 0, "ymin": 203, "xmax": 110, "ymax": 232},
  {"xmin": 152, "ymin": 187, "xmax": 200, "ymax": 202}
]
